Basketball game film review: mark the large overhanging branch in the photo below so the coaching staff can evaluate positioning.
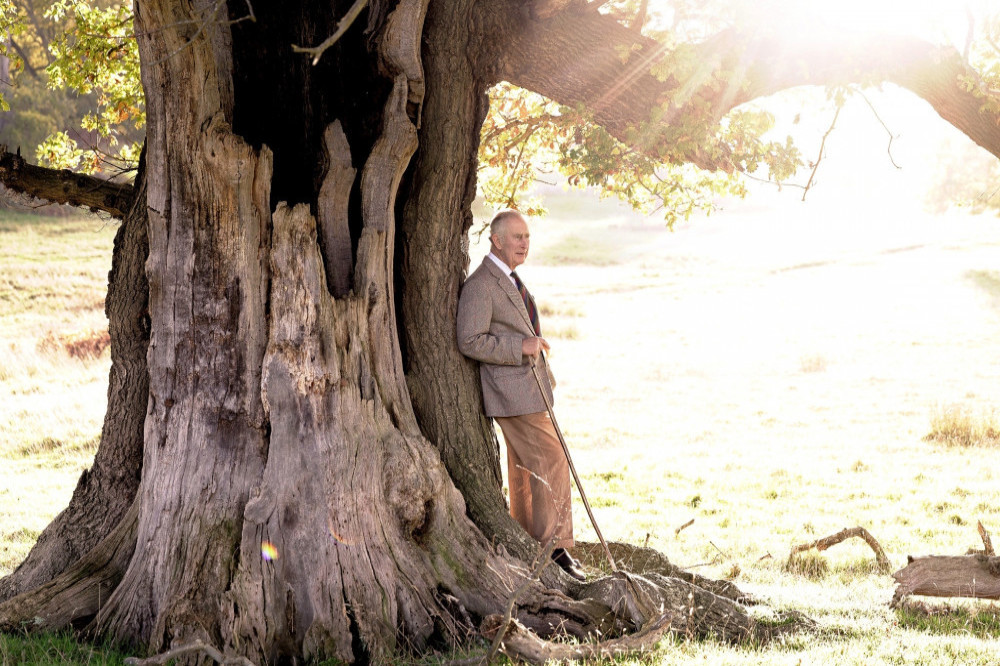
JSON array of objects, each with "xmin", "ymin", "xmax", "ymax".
[
  {"xmin": 0, "ymin": 147, "xmax": 135, "ymax": 218},
  {"xmin": 502, "ymin": 7, "xmax": 1000, "ymax": 170}
]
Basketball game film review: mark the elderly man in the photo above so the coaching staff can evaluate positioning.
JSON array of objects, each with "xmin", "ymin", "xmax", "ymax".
[{"xmin": 456, "ymin": 210, "xmax": 585, "ymax": 580}]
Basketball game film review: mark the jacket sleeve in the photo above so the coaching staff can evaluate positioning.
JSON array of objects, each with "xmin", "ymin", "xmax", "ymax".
[{"xmin": 456, "ymin": 277, "xmax": 523, "ymax": 366}]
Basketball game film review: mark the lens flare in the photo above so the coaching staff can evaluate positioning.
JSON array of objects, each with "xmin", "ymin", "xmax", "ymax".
[{"xmin": 261, "ymin": 541, "xmax": 279, "ymax": 561}]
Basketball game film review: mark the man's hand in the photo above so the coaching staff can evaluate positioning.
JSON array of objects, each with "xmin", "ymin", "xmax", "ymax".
[{"xmin": 521, "ymin": 336, "xmax": 550, "ymax": 359}]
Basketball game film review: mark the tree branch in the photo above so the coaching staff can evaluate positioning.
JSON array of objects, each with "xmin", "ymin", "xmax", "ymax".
[
  {"xmin": 502, "ymin": 9, "xmax": 1000, "ymax": 170},
  {"xmin": 801, "ymin": 105, "xmax": 840, "ymax": 202},
  {"xmin": 0, "ymin": 148, "xmax": 134, "ymax": 218},
  {"xmin": 292, "ymin": 0, "xmax": 368, "ymax": 65},
  {"xmin": 857, "ymin": 90, "xmax": 902, "ymax": 169}
]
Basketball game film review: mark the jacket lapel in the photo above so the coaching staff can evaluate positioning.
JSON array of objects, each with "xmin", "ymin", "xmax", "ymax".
[{"xmin": 482, "ymin": 257, "xmax": 536, "ymax": 334}]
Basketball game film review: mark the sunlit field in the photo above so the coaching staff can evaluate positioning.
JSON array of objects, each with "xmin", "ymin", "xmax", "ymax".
[
  {"xmin": 0, "ymin": 211, "xmax": 114, "ymax": 580},
  {"xmin": 3, "ymin": 183, "xmax": 1000, "ymax": 663}
]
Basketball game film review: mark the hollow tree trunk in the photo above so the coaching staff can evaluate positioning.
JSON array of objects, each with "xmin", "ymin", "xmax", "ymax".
[
  {"xmin": 1, "ymin": 2, "xmax": 779, "ymax": 661},
  {"xmin": 0, "ymin": 155, "xmax": 148, "ymax": 603}
]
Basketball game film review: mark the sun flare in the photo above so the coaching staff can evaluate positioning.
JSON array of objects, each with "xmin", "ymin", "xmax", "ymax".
[{"xmin": 736, "ymin": 0, "xmax": 989, "ymax": 45}]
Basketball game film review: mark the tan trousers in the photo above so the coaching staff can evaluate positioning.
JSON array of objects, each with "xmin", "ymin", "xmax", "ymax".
[{"xmin": 495, "ymin": 411, "xmax": 574, "ymax": 549}]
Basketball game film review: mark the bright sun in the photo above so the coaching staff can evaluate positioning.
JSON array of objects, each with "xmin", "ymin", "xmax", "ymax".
[{"xmin": 750, "ymin": 0, "xmax": 990, "ymax": 46}]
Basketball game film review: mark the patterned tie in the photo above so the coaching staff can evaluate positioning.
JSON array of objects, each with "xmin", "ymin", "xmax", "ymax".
[{"xmin": 510, "ymin": 271, "xmax": 541, "ymax": 336}]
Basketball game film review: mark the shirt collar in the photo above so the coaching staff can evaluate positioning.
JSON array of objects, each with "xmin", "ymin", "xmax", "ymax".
[{"xmin": 487, "ymin": 253, "xmax": 517, "ymax": 283}]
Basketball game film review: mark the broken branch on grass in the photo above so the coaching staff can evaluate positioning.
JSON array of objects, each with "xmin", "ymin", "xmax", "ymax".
[
  {"xmin": 674, "ymin": 519, "xmax": 694, "ymax": 536},
  {"xmin": 788, "ymin": 526, "xmax": 892, "ymax": 574},
  {"xmin": 979, "ymin": 521, "xmax": 995, "ymax": 556}
]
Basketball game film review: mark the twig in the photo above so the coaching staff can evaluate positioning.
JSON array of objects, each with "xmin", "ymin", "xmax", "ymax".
[
  {"xmin": 757, "ymin": 553, "xmax": 772, "ymax": 562},
  {"xmin": 674, "ymin": 519, "xmax": 694, "ymax": 536},
  {"xmin": 801, "ymin": 105, "xmax": 841, "ymax": 202},
  {"xmin": 709, "ymin": 541, "xmax": 730, "ymax": 560},
  {"xmin": 292, "ymin": 0, "xmax": 368, "ymax": 66},
  {"xmin": 857, "ymin": 90, "xmax": 901, "ymax": 169},
  {"xmin": 979, "ymin": 521, "xmax": 995, "ymax": 556},
  {"xmin": 124, "ymin": 639, "xmax": 256, "ymax": 666},
  {"xmin": 739, "ymin": 170, "xmax": 809, "ymax": 191},
  {"xmin": 788, "ymin": 526, "xmax": 892, "ymax": 574}
]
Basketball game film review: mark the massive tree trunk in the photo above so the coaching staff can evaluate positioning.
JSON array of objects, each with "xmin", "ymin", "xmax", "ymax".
[{"xmin": 3, "ymin": 1, "xmax": 1000, "ymax": 663}]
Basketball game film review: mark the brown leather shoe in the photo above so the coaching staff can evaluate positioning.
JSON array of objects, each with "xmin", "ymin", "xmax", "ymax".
[{"xmin": 552, "ymin": 548, "xmax": 586, "ymax": 581}]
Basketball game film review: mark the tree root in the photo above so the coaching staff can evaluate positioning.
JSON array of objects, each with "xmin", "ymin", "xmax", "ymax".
[
  {"xmin": 0, "ymin": 498, "xmax": 138, "ymax": 632},
  {"xmin": 124, "ymin": 639, "xmax": 256, "ymax": 666},
  {"xmin": 481, "ymin": 611, "xmax": 675, "ymax": 665},
  {"xmin": 788, "ymin": 526, "xmax": 893, "ymax": 574},
  {"xmin": 574, "ymin": 541, "xmax": 755, "ymax": 604}
]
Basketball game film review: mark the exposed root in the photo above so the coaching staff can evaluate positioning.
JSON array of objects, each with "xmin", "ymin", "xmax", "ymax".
[
  {"xmin": 484, "ymin": 541, "xmax": 557, "ymax": 664},
  {"xmin": 124, "ymin": 639, "xmax": 255, "ymax": 666},
  {"xmin": 0, "ymin": 498, "xmax": 138, "ymax": 632},
  {"xmin": 574, "ymin": 540, "xmax": 756, "ymax": 604},
  {"xmin": 788, "ymin": 526, "xmax": 893, "ymax": 574},
  {"xmin": 481, "ymin": 611, "xmax": 675, "ymax": 665}
]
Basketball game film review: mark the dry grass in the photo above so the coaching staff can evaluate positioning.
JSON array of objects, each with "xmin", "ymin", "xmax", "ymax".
[
  {"xmin": 0, "ymin": 211, "xmax": 113, "ymax": 575},
  {"xmin": 925, "ymin": 404, "xmax": 1000, "ymax": 448}
]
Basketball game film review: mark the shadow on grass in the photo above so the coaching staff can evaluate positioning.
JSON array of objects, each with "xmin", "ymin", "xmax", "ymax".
[
  {"xmin": 0, "ymin": 629, "xmax": 130, "ymax": 666},
  {"xmin": 896, "ymin": 599, "xmax": 1000, "ymax": 639}
]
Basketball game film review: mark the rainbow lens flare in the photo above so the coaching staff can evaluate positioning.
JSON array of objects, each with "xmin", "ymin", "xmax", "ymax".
[{"xmin": 261, "ymin": 541, "xmax": 279, "ymax": 561}]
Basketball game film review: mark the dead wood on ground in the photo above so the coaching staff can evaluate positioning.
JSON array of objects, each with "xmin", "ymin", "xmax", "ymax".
[
  {"xmin": 891, "ymin": 554, "xmax": 1000, "ymax": 605},
  {"xmin": 788, "ymin": 526, "xmax": 893, "ymax": 574}
]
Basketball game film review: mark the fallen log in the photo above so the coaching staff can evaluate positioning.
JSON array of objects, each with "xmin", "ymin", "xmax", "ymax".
[{"xmin": 891, "ymin": 554, "xmax": 1000, "ymax": 605}]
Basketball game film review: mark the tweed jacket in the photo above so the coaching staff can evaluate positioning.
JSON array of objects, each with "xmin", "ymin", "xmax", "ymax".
[{"xmin": 457, "ymin": 256, "xmax": 556, "ymax": 417}]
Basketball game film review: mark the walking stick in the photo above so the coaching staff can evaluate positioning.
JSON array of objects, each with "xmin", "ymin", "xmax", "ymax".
[{"xmin": 530, "ymin": 353, "xmax": 618, "ymax": 572}]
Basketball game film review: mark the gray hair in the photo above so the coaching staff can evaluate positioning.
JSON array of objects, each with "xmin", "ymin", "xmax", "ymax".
[{"xmin": 489, "ymin": 209, "xmax": 525, "ymax": 240}]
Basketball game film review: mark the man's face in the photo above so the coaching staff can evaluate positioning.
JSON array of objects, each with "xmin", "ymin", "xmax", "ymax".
[{"xmin": 491, "ymin": 215, "xmax": 530, "ymax": 270}]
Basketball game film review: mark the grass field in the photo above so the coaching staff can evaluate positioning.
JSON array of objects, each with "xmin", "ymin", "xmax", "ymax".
[
  {"xmin": 0, "ymin": 211, "xmax": 114, "ymax": 584},
  {"xmin": 3, "ymin": 192, "xmax": 1000, "ymax": 664}
]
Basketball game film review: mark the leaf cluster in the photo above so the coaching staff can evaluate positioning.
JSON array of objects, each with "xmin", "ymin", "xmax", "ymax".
[
  {"xmin": 40, "ymin": 0, "xmax": 142, "ymax": 175},
  {"xmin": 478, "ymin": 77, "xmax": 801, "ymax": 226}
]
